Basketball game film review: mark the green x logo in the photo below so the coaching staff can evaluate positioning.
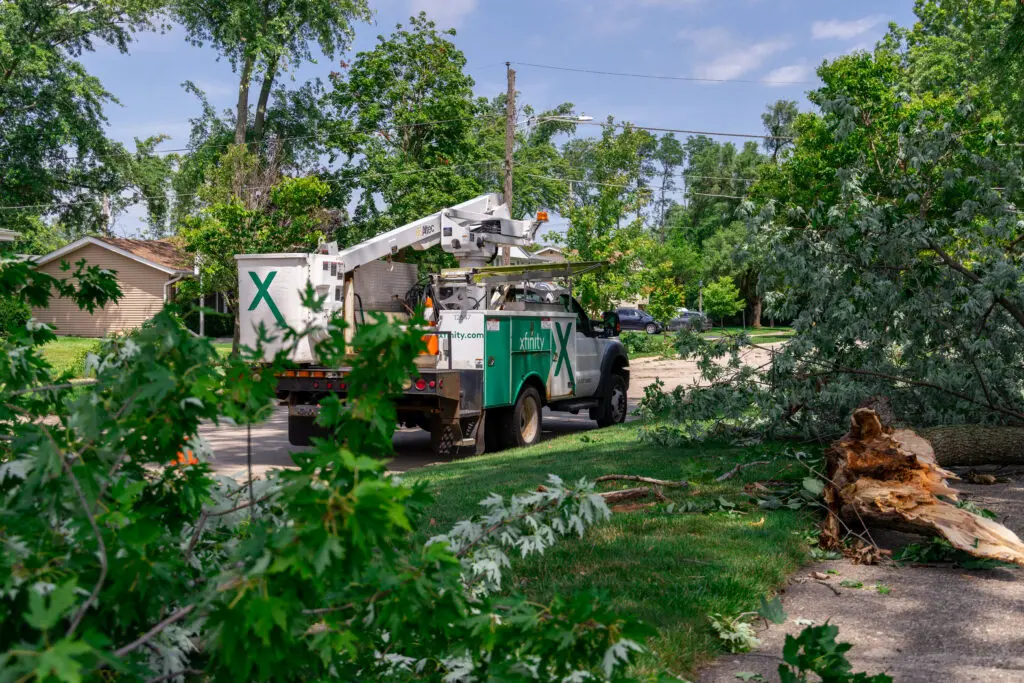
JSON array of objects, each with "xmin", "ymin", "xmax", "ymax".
[
  {"xmin": 248, "ymin": 271, "xmax": 286, "ymax": 328},
  {"xmin": 553, "ymin": 321, "xmax": 575, "ymax": 386}
]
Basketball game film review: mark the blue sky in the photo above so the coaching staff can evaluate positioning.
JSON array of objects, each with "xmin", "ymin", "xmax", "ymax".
[{"xmin": 81, "ymin": 0, "xmax": 918, "ymax": 235}]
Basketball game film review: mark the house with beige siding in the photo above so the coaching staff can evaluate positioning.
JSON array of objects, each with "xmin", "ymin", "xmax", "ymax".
[{"xmin": 32, "ymin": 237, "xmax": 192, "ymax": 337}]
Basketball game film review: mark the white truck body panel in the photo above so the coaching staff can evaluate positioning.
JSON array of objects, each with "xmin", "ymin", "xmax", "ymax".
[{"xmin": 436, "ymin": 311, "xmax": 485, "ymax": 370}]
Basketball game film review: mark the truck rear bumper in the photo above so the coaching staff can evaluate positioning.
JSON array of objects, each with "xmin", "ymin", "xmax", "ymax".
[{"xmin": 277, "ymin": 367, "xmax": 483, "ymax": 415}]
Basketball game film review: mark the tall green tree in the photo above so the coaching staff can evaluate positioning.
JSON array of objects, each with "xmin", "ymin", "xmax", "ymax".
[
  {"xmin": 663, "ymin": 137, "xmax": 767, "ymax": 324},
  {"xmin": 761, "ymin": 99, "xmax": 798, "ymax": 161},
  {"xmin": 174, "ymin": 0, "xmax": 371, "ymax": 147},
  {"xmin": 558, "ymin": 121, "xmax": 682, "ymax": 317},
  {"xmin": 321, "ymin": 14, "xmax": 575, "ymax": 272},
  {"xmin": 0, "ymin": 0, "xmax": 163, "ymax": 241},
  {"xmin": 322, "ymin": 13, "xmax": 482, "ymax": 250},
  {"xmin": 653, "ymin": 133, "xmax": 685, "ymax": 235}
]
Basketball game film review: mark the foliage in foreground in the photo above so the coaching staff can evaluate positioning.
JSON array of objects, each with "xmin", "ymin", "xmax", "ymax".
[{"xmin": 1, "ymin": 258, "xmax": 653, "ymax": 681}]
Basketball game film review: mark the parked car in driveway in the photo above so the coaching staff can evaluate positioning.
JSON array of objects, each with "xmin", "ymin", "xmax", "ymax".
[
  {"xmin": 616, "ymin": 307, "xmax": 664, "ymax": 334},
  {"xmin": 667, "ymin": 309, "xmax": 711, "ymax": 332}
]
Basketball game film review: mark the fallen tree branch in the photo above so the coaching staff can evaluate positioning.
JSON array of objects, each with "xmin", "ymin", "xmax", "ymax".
[
  {"xmin": 599, "ymin": 487, "xmax": 652, "ymax": 505},
  {"xmin": 114, "ymin": 604, "xmax": 196, "ymax": 657},
  {"xmin": 61, "ymin": 449, "xmax": 107, "ymax": 638},
  {"xmin": 716, "ymin": 460, "xmax": 770, "ymax": 482},
  {"xmin": 10, "ymin": 379, "xmax": 98, "ymax": 397},
  {"xmin": 595, "ymin": 474, "xmax": 688, "ymax": 488}
]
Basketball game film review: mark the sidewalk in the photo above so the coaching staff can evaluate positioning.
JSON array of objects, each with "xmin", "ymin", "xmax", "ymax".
[{"xmin": 698, "ymin": 473, "xmax": 1024, "ymax": 683}]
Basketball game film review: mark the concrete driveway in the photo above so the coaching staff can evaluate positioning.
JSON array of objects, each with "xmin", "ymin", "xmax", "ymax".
[{"xmin": 199, "ymin": 402, "xmax": 639, "ymax": 476}]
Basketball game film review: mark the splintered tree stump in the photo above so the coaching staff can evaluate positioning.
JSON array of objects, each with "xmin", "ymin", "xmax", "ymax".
[{"xmin": 826, "ymin": 409, "xmax": 1024, "ymax": 566}]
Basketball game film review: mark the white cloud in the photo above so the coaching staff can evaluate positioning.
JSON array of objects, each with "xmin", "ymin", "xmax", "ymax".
[
  {"xmin": 762, "ymin": 64, "xmax": 812, "ymax": 85},
  {"xmin": 692, "ymin": 39, "xmax": 790, "ymax": 80},
  {"xmin": 410, "ymin": 0, "xmax": 477, "ymax": 28},
  {"xmin": 811, "ymin": 16, "xmax": 884, "ymax": 40}
]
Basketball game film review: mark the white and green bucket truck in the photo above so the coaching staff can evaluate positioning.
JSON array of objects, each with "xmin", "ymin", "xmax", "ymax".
[{"xmin": 236, "ymin": 193, "xmax": 629, "ymax": 455}]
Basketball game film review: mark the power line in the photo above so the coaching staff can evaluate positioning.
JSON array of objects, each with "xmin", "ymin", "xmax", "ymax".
[
  {"xmin": 0, "ymin": 161, "xmax": 757, "ymax": 211},
  {"xmin": 513, "ymin": 61, "xmax": 817, "ymax": 87},
  {"xmin": 522, "ymin": 173, "xmax": 747, "ymax": 200},
  {"xmin": 0, "ymin": 160, "xmax": 505, "ymax": 212},
  {"xmin": 572, "ymin": 119, "xmax": 791, "ymax": 141}
]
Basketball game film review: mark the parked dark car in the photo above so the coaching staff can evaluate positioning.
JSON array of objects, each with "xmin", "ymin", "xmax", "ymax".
[
  {"xmin": 616, "ymin": 308, "xmax": 663, "ymax": 334},
  {"xmin": 667, "ymin": 309, "xmax": 712, "ymax": 332}
]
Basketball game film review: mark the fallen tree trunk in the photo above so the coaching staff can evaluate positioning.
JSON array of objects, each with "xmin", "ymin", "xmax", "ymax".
[
  {"xmin": 826, "ymin": 409, "xmax": 1024, "ymax": 566},
  {"xmin": 921, "ymin": 425, "xmax": 1024, "ymax": 467}
]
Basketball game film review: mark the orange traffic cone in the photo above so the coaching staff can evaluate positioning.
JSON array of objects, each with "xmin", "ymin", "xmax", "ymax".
[{"xmin": 172, "ymin": 435, "xmax": 199, "ymax": 466}]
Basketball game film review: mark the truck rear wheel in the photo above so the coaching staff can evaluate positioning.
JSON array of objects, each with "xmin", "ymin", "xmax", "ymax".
[
  {"xmin": 595, "ymin": 374, "xmax": 628, "ymax": 428},
  {"xmin": 501, "ymin": 386, "xmax": 542, "ymax": 450}
]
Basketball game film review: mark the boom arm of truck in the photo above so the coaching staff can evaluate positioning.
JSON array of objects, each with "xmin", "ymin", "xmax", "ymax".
[{"xmin": 325, "ymin": 193, "xmax": 543, "ymax": 271}]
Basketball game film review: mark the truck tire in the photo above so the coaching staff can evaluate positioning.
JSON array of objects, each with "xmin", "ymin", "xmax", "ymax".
[
  {"xmin": 502, "ymin": 386, "xmax": 543, "ymax": 449},
  {"xmin": 595, "ymin": 373, "xmax": 628, "ymax": 428},
  {"xmin": 288, "ymin": 414, "xmax": 322, "ymax": 447},
  {"xmin": 645, "ymin": 322, "xmax": 658, "ymax": 335}
]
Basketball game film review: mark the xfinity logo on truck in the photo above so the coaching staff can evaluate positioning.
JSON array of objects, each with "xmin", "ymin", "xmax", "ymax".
[
  {"xmin": 518, "ymin": 333, "xmax": 547, "ymax": 352},
  {"xmin": 248, "ymin": 271, "xmax": 286, "ymax": 327}
]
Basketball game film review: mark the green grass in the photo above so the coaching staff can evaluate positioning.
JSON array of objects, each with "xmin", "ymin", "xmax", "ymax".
[
  {"xmin": 404, "ymin": 425, "xmax": 815, "ymax": 677},
  {"xmin": 39, "ymin": 336, "xmax": 100, "ymax": 376},
  {"xmin": 40, "ymin": 336, "xmax": 233, "ymax": 377}
]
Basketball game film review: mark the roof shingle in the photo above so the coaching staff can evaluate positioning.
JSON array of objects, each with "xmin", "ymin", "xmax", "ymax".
[{"xmin": 95, "ymin": 237, "xmax": 191, "ymax": 272}]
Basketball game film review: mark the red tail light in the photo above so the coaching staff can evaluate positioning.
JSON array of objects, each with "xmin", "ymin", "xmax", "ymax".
[
  {"xmin": 415, "ymin": 378, "xmax": 427, "ymax": 391},
  {"xmin": 428, "ymin": 380, "xmax": 436, "ymax": 389}
]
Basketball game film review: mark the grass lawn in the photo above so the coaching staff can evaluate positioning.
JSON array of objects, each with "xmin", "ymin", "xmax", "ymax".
[
  {"xmin": 39, "ymin": 336, "xmax": 100, "ymax": 376},
  {"xmin": 404, "ymin": 424, "xmax": 816, "ymax": 677},
  {"xmin": 40, "ymin": 336, "xmax": 233, "ymax": 376}
]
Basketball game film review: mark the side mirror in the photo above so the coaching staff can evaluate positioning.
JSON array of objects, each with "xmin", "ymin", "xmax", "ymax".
[{"xmin": 601, "ymin": 311, "xmax": 620, "ymax": 338}]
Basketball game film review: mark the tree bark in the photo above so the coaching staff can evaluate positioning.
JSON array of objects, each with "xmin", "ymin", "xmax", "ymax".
[
  {"xmin": 234, "ymin": 54, "xmax": 255, "ymax": 146},
  {"xmin": 825, "ymin": 409, "xmax": 1024, "ymax": 566},
  {"xmin": 252, "ymin": 57, "xmax": 279, "ymax": 144},
  {"xmin": 750, "ymin": 295, "xmax": 762, "ymax": 329},
  {"xmin": 922, "ymin": 425, "xmax": 1024, "ymax": 467}
]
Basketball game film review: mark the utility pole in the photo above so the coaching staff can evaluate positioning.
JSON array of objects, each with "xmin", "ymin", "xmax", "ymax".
[{"xmin": 502, "ymin": 62, "xmax": 516, "ymax": 266}]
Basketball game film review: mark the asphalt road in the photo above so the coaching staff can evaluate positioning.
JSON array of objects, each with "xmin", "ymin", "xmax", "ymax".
[{"xmin": 199, "ymin": 402, "xmax": 639, "ymax": 476}]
